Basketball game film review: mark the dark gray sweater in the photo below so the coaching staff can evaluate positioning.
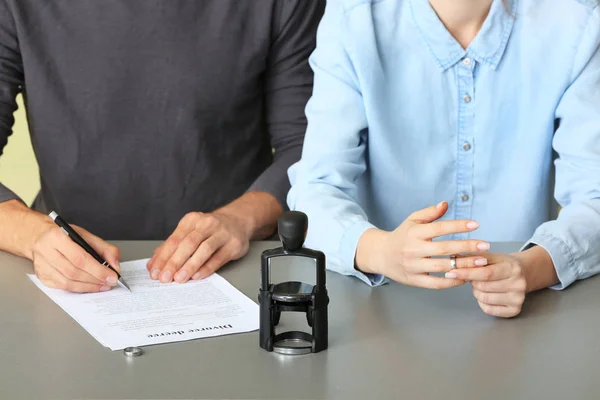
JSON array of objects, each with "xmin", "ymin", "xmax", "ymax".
[{"xmin": 0, "ymin": 0, "xmax": 324, "ymax": 239}]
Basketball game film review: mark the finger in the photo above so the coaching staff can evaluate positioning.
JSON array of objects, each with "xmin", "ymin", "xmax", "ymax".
[
  {"xmin": 472, "ymin": 288, "xmax": 525, "ymax": 307},
  {"xmin": 76, "ymin": 227, "xmax": 122, "ymax": 272},
  {"xmin": 161, "ymin": 229, "xmax": 216, "ymax": 283},
  {"xmin": 150, "ymin": 228, "xmax": 193, "ymax": 279},
  {"xmin": 191, "ymin": 243, "xmax": 237, "ymax": 281},
  {"xmin": 471, "ymin": 278, "xmax": 527, "ymax": 293},
  {"xmin": 414, "ymin": 220, "xmax": 480, "ymax": 239},
  {"xmin": 53, "ymin": 230, "xmax": 118, "ymax": 285},
  {"xmin": 407, "ymin": 274, "xmax": 466, "ymax": 290},
  {"xmin": 147, "ymin": 244, "xmax": 163, "ymax": 271},
  {"xmin": 175, "ymin": 233, "xmax": 228, "ymax": 283},
  {"xmin": 426, "ymin": 239, "xmax": 490, "ymax": 256},
  {"xmin": 415, "ymin": 255, "xmax": 488, "ymax": 273},
  {"xmin": 445, "ymin": 264, "xmax": 512, "ymax": 281},
  {"xmin": 35, "ymin": 255, "xmax": 110, "ymax": 293},
  {"xmin": 477, "ymin": 301, "xmax": 521, "ymax": 318},
  {"xmin": 406, "ymin": 201, "xmax": 448, "ymax": 224},
  {"xmin": 47, "ymin": 248, "xmax": 105, "ymax": 285}
]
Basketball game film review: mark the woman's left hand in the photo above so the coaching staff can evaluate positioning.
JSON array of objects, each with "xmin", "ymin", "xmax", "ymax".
[{"xmin": 445, "ymin": 253, "xmax": 527, "ymax": 318}]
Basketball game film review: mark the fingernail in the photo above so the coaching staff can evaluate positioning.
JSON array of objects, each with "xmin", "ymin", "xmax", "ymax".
[
  {"xmin": 477, "ymin": 242, "xmax": 490, "ymax": 251},
  {"xmin": 151, "ymin": 269, "xmax": 160, "ymax": 280},
  {"xmin": 475, "ymin": 258, "xmax": 488, "ymax": 266},
  {"xmin": 175, "ymin": 270, "xmax": 188, "ymax": 282},
  {"xmin": 160, "ymin": 270, "xmax": 173, "ymax": 283},
  {"xmin": 437, "ymin": 201, "xmax": 446, "ymax": 209},
  {"xmin": 466, "ymin": 221, "xmax": 479, "ymax": 229},
  {"xmin": 100, "ymin": 286, "xmax": 111, "ymax": 292},
  {"xmin": 106, "ymin": 275, "xmax": 117, "ymax": 285},
  {"xmin": 192, "ymin": 272, "xmax": 202, "ymax": 280},
  {"xmin": 445, "ymin": 272, "xmax": 457, "ymax": 279}
]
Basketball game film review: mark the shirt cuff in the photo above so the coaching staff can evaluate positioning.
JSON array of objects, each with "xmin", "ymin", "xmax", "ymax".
[
  {"xmin": 521, "ymin": 231, "xmax": 577, "ymax": 290},
  {"xmin": 338, "ymin": 219, "xmax": 387, "ymax": 287}
]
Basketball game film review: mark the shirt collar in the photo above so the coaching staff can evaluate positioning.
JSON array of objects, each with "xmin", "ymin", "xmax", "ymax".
[{"xmin": 409, "ymin": 0, "xmax": 517, "ymax": 71}]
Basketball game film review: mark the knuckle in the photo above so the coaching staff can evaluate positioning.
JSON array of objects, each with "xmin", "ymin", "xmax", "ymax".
[
  {"xmin": 483, "ymin": 269, "xmax": 493, "ymax": 280},
  {"xmin": 470, "ymin": 241, "xmax": 480, "ymax": 253},
  {"xmin": 230, "ymin": 237, "xmax": 246, "ymax": 255},
  {"xmin": 201, "ymin": 240, "xmax": 216, "ymax": 255},
  {"xmin": 65, "ymin": 281, "xmax": 76, "ymax": 292},
  {"xmin": 71, "ymin": 252, "xmax": 86, "ymax": 268},
  {"xmin": 183, "ymin": 212, "xmax": 199, "ymax": 223},
  {"xmin": 512, "ymin": 262, "xmax": 523, "ymax": 277},
  {"xmin": 515, "ymin": 279, "xmax": 527, "ymax": 293},
  {"xmin": 513, "ymin": 292, "xmax": 526, "ymax": 305},
  {"xmin": 51, "ymin": 227, "xmax": 64, "ymax": 240},
  {"xmin": 62, "ymin": 267, "xmax": 77, "ymax": 280}
]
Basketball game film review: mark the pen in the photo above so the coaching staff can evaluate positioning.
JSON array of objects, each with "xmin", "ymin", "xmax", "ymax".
[{"xmin": 48, "ymin": 211, "xmax": 131, "ymax": 292}]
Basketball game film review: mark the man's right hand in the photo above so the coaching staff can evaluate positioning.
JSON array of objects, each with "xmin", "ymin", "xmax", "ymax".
[
  {"xmin": 355, "ymin": 201, "xmax": 490, "ymax": 289},
  {"xmin": 0, "ymin": 199, "xmax": 121, "ymax": 293},
  {"xmin": 32, "ymin": 222, "xmax": 121, "ymax": 293}
]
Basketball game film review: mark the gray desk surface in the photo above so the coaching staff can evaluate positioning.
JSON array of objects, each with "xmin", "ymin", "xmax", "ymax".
[{"xmin": 1, "ymin": 241, "xmax": 599, "ymax": 400}]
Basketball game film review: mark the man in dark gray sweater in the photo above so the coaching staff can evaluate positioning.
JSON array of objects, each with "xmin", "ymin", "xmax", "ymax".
[{"xmin": 0, "ymin": 1, "xmax": 324, "ymax": 292}]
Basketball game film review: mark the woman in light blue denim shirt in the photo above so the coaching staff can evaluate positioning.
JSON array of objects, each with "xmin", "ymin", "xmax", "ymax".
[{"xmin": 288, "ymin": 0, "xmax": 600, "ymax": 317}]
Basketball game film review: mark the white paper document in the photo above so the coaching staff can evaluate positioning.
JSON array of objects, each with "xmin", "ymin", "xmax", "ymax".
[{"xmin": 28, "ymin": 259, "xmax": 259, "ymax": 350}]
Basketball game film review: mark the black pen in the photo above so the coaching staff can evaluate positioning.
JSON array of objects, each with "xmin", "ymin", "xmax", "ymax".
[{"xmin": 49, "ymin": 211, "xmax": 131, "ymax": 291}]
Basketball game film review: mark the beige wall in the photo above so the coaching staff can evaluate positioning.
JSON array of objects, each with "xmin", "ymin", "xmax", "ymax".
[{"xmin": 0, "ymin": 96, "xmax": 40, "ymax": 205}]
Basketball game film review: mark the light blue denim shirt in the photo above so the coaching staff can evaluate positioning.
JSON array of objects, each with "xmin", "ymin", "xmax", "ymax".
[{"xmin": 288, "ymin": 0, "xmax": 600, "ymax": 288}]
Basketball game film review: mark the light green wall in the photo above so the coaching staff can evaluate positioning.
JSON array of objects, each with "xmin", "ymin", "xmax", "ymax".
[{"xmin": 0, "ymin": 96, "xmax": 40, "ymax": 205}]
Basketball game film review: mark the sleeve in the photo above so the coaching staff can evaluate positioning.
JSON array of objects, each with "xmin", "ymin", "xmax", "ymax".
[
  {"xmin": 0, "ymin": 0, "xmax": 25, "ymax": 204},
  {"xmin": 246, "ymin": 0, "xmax": 326, "ymax": 209},
  {"xmin": 287, "ymin": 1, "xmax": 385, "ymax": 287},
  {"xmin": 522, "ymin": 7, "xmax": 600, "ymax": 290}
]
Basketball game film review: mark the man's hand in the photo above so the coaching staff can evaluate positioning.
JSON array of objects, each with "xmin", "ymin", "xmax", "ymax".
[
  {"xmin": 147, "ymin": 211, "xmax": 250, "ymax": 283},
  {"xmin": 355, "ymin": 201, "xmax": 490, "ymax": 289},
  {"xmin": 32, "ymin": 222, "xmax": 121, "ymax": 293},
  {"xmin": 445, "ymin": 253, "xmax": 527, "ymax": 318},
  {"xmin": 147, "ymin": 191, "xmax": 281, "ymax": 283},
  {"xmin": 0, "ymin": 200, "xmax": 120, "ymax": 293}
]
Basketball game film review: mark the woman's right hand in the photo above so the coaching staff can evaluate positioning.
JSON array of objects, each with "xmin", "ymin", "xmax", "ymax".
[{"xmin": 355, "ymin": 201, "xmax": 490, "ymax": 289}]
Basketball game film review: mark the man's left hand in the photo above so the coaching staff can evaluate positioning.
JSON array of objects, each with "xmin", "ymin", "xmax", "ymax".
[
  {"xmin": 147, "ymin": 211, "xmax": 250, "ymax": 283},
  {"xmin": 445, "ymin": 253, "xmax": 527, "ymax": 318}
]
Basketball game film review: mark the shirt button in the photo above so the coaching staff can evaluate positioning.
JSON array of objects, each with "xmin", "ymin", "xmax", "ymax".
[
  {"xmin": 461, "ymin": 193, "xmax": 470, "ymax": 202},
  {"xmin": 463, "ymin": 57, "xmax": 472, "ymax": 66},
  {"xmin": 463, "ymin": 142, "xmax": 471, "ymax": 151},
  {"xmin": 464, "ymin": 95, "xmax": 472, "ymax": 103}
]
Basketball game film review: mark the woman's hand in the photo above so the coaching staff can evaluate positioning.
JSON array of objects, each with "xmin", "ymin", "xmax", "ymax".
[
  {"xmin": 445, "ymin": 253, "xmax": 527, "ymax": 318},
  {"xmin": 355, "ymin": 201, "xmax": 490, "ymax": 289}
]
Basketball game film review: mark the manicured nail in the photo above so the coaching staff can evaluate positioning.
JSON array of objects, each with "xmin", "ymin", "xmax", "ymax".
[
  {"xmin": 192, "ymin": 272, "xmax": 202, "ymax": 280},
  {"xmin": 445, "ymin": 272, "xmax": 457, "ymax": 279},
  {"xmin": 151, "ymin": 268, "xmax": 160, "ymax": 280},
  {"xmin": 477, "ymin": 242, "xmax": 490, "ymax": 251},
  {"xmin": 466, "ymin": 221, "xmax": 479, "ymax": 229},
  {"xmin": 474, "ymin": 258, "xmax": 488, "ymax": 266},
  {"xmin": 175, "ymin": 270, "xmax": 188, "ymax": 282},
  {"xmin": 100, "ymin": 286, "xmax": 111, "ymax": 292},
  {"xmin": 160, "ymin": 270, "xmax": 173, "ymax": 282},
  {"xmin": 106, "ymin": 275, "xmax": 117, "ymax": 285}
]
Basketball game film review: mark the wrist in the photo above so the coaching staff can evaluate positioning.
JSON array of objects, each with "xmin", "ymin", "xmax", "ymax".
[
  {"xmin": 214, "ymin": 191, "xmax": 282, "ymax": 241},
  {"xmin": 511, "ymin": 245, "xmax": 558, "ymax": 292},
  {"xmin": 355, "ymin": 228, "xmax": 388, "ymax": 275},
  {"xmin": 0, "ymin": 200, "xmax": 55, "ymax": 260}
]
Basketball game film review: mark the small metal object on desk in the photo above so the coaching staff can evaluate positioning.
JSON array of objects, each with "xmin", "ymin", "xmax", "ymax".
[{"xmin": 123, "ymin": 347, "xmax": 144, "ymax": 357}]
